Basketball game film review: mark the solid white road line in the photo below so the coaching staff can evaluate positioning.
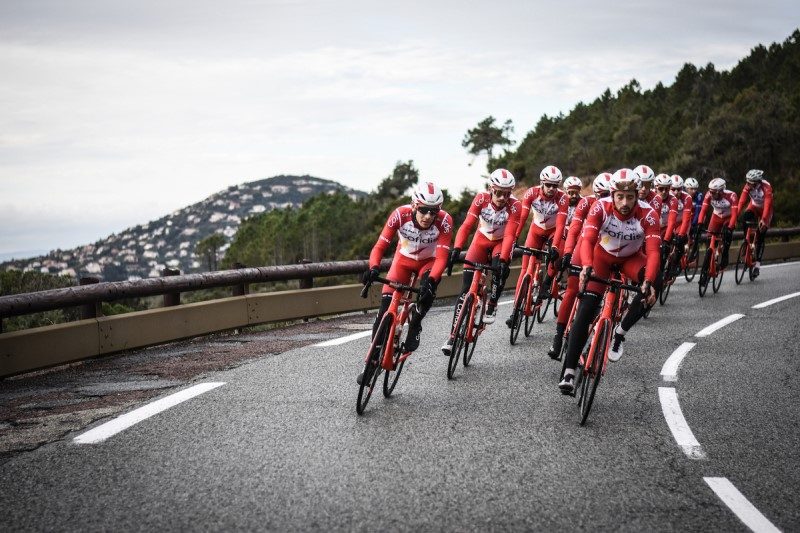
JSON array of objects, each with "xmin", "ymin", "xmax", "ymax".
[
  {"xmin": 497, "ymin": 299, "xmax": 513, "ymax": 306},
  {"xmin": 74, "ymin": 382, "xmax": 225, "ymax": 444},
  {"xmin": 704, "ymin": 477, "xmax": 781, "ymax": 533},
  {"xmin": 314, "ymin": 330, "xmax": 372, "ymax": 347},
  {"xmin": 752, "ymin": 291, "xmax": 800, "ymax": 309},
  {"xmin": 695, "ymin": 313, "xmax": 745, "ymax": 338},
  {"xmin": 660, "ymin": 342, "xmax": 696, "ymax": 382},
  {"xmin": 658, "ymin": 387, "xmax": 706, "ymax": 460},
  {"xmin": 760, "ymin": 260, "xmax": 800, "ymax": 270}
]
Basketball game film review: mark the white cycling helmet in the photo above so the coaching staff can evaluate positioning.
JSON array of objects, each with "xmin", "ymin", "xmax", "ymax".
[
  {"xmin": 610, "ymin": 168, "xmax": 637, "ymax": 192},
  {"xmin": 563, "ymin": 176, "xmax": 582, "ymax": 190},
  {"xmin": 489, "ymin": 168, "xmax": 515, "ymax": 189},
  {"xmin": 708, "ymin": 178, "xmax": 726, "ymax": 191},
  {"xmin": 632, "ymin": 164, "xmax": 655, "ymax": 184},
  {"xmin": 411, "ymin": 181, "xmax": 444, "ymax": 207},
  {"xmin": 670, "ymin": 175, "xmax": 684, "ymax": 189},
  {"xmin": 654, "ymin": 173, "xmax": 672, "ymax": 187},
  {"xmin": 592, "ymin": 172, "xmax": 612, "ymax": 195},
  {"xmin": 745, "ymin": 169, "xmax": 764, "ymax": 183},
  {"xmin": 539, "ymin": 165, "xmax": 563, "ymax": 184},
  {"xmin": 684, "ymin": 177, "xmax": 699, "ymax": 189}
]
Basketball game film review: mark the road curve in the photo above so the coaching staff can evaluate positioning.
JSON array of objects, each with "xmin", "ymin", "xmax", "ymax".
[{"xmin": 2, "ymin": 262, "xmax": 799, "ymax": 531}]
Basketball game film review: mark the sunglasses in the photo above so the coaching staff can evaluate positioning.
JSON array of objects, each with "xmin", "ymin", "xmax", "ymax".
[
  {"xmin": 491, "ymin": 189, "xmax": 511, "ymax": 198},
  {"xmin": 657, "ymin": 186, "xmax": 670, "ymax": 192},
  {"xmin": 541, "ymin": 183, "xmax": 557, "ymax": 189},
  {"xmin": 417, "ymin": 206, "xmax": 440, "ymax": 216}
]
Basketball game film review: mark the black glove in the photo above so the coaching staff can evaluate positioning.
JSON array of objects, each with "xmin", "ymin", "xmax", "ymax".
[
  {"xmin": 661, "ymin": 241, "xmax": 672, "ymax": 255},
  {"xmin": 561, "ymin": 252, "xmax": 572, "ymax": 269},
  {"xmin": 498, "ymin": 260, "xmax": 510, "ymax": 281},
  {"xmin": 418, "ymin": 276, "xmax": 439, "ymax": 304},
  {"xmin": 673, "ymin": 234, "xmax": 685, "ymax": 247},
  {"xmin": 447, "ymin": 247, "xmax": 461, "ymax": 275},
  {"xmin": 722, "ymin": 226, "xmax": 733, "ymax": 243},
  {"xmin": 363, "ymin": 267, "xmax": 380, "ymax": 285},
  {"xmin": 548, "ymin": 246, "xmax": 560, "ymax": 264}
]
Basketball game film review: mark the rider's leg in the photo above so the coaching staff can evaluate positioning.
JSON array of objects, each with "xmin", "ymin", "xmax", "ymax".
[
  {"xmin": 549, "ymin": 271, "xmax": 579, "ymax": 358},
  {"xmin": 559, "ymin": 291, "xmax": 601, "ymax": 391}
]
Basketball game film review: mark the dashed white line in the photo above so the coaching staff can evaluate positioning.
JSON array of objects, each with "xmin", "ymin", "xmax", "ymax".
[
  {"xmin": 314, "ymin": 330, "xmax": 372, "ymax": 346},
  {"xmin": 695, "ymin": 314, "xmax": 745, "ymax": 337},
  {"xmin": 752, "ymin": 291, "xmax": 800, "ymax": 309},
  {"xmin": 658, "ymin": 387, "xmax": 706, "ymax": 460},
  {"xmin": 704, "ymin": 477, "xmax": 781, "ymax": 533},
  {"xmin": 74, "ymin": 382, "xmax": 225, "ymax": 444},
  {"xmin": 660, "ymin": 342, "xmax": 696, "ymax": 382}
]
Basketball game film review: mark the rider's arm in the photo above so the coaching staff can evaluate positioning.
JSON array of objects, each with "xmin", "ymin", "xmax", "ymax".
[
  {"xmin": 643, "ymin": 209, "xmax": 662, "ymax": 283},
  {"xmin": 515, "ymin": 187, "xmax": 535, "ymax": 240},
  {"xmin": 550, "ymin": 192, "xmax": 569, "ymax": 253},
  {"xmin": 727, "ymin": 191, "xmax": 739, "ymax": 229},
  {"xmin": 736, "ymin": 184, "xmax": 749, "ymax": 219},
  {"xmin": 579, "ymin": 202, "xmax": 603, "ymax": 267},
  {"xmin": 678, "ymin": 194, "xmax": 693, "ymax": 236},
  {"xmin": 430, "ymin": 212, "xmax": 455, "ymax": 281},
  {"xmin": 452, "ymin": 194, "xmax": 481, "ymax": 250},
  {"xmin": 664, "ymin": 196, "xmax": 678, "ymax": 242},
  {"xmin": 564, "ymin": 198, "xmax": 589, "ymax": 254},
  {"xmin": 499, "ymin": 199, "xmax": 522, "ymax": 262},
  {"xmin": 762, "ymin": 182, "xmax": 774, "ymax": 226},
  {"xmin": 368, "ymin": 208, "xmax": 401, "ymax": 268},
  {"xmin": 697, "ymin": 192, "xmax": 711, "ymax": 227}
]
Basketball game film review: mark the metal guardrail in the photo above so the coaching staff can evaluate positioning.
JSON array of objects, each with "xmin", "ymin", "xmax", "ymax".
[{"xmin": 1, "ymin": 227, "xmax": 798, "ymax": 325}]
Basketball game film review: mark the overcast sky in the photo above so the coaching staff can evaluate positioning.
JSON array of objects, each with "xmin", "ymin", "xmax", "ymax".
[{"xmin": 1, "ymin": 0, "xmax": 798, "ymax": 256}]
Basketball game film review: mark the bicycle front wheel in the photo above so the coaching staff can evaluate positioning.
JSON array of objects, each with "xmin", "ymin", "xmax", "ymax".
[
  {"xmin": 464, "ymin": 292, "xmax": 485, "ymax": 367},
  {"xmin": 684, "ymin": 242, "xmax": 699, "ymax": 282},
  {"xmin": 734, "ymin": 241, "xmax": 747, "ymax": 285},
  {"xmin": 524, "ymin": 282, "xmax": 538, "ymax": 337},
  {"xmin": 698, "ymin": 249, "xmax": 712, "ymax": 297},
  {"xmin": 448, "ymin": 293, "xmax": 473, "ymax": 379},
  {"xmin": 712, "ymin": 250, "xmax": 724, "ymax": 293},
  {"xmin": 509, "ymin": 276, "xmax": 529, "ymax": 345},
  {"xmin": 356, "ymin": 316, "xmax": 391, "ymax": 415},
  {"xmin": 383, "ymin": 311, "xmax": 408, "ymax": 398},
  {"xmin": 580, "ymin": 320, "xmax": 609, "ymax": 426}
]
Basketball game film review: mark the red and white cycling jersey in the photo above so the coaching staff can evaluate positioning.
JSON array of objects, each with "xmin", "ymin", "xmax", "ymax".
[
  {"xmin": 699, "ymin": 189, "xmax": 738, "ymax": 221},
  {"xmin": 454, "ymin": 192, "xmax": 521, "ymax": 262},
  {"xmin": 641, "ymin": 189, "xmax": 663, "ymax": 213},
  {"xmin": 518, "ymin": 186, "xmax": 568, "ymax": 233},
  {"xmin": 564, "ymin": 195, "xmax": 599, "ymax": 255},
  {"xmin": 673, "ymin": 190, "xmax": 693, "ymax": 236},
  {"xmin": 582, "ymin": 197, "xmax": 661, "ymax": 283},
  {"xmin": 659, "ymin": 193, "xmax": 678, "ymax": 241},
  {"xmin": 736, "ymin": 180, "xmax": 774, "ymax": 226},
  {"xmin": 369, "ymin": 205, "xmax": 453, "ymax": 273}
]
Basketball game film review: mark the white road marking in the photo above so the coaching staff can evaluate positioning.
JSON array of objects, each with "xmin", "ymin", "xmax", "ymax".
[
  {"xmin": 74, "ymin": 382, "xmax": 225, "ymax": 444},
  {"xmin": 695, "ymin": 314, "xmax": 745, "ymax": 337},
  {"xmin": 660, "ymin": 342, "xmax": 696, "ymax": 382},
  {"xmin": 658, "ymin": 387, "xmax": 706, "ymax": 459},
  {"xmin": 314, "ymin": 330, "xmax": 372, "ymax": 346},
  {"xmin": 760, "ymin": 260, "xmax": 800, "ymax": 270},
  {"xmin": 752, "ymin": 291, "xmax": 800, "ymax": 309},
  {"xmin": 704, "ymin": 477, "xmax": 781, "ymax": 533},
  {"xmin": 497, "ymin": 299, "xmax": 513, "ymax": 306}
]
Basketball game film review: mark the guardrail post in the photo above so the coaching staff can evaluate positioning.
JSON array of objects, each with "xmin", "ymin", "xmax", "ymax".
[
  {"xmin": 232, "ymin": 263, "xmax": 249, "ymax": 296},
  {"xmin": 162, "ymin": 268, "xmax": 181, "ymax": 307},
  {"xmin": 299, "ymin": 259, "xmax": 313, "ymax": 289},
  {"xmin": 79, "ymin": 277, "xmax": 102, "ymax": 319}
]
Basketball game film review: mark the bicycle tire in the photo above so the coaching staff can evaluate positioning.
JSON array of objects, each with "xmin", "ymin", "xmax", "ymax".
[
  {"xmin": 698, "ymin": 248, "xmax": 712, "ymax": 297},
  {"xmin": 448, "ymin": 293, "xmax": 472, "ymax": 379},
  {"xmin": 383, "ymin": 307, "xmax": 409, "ymax": 398},
  {"xmin": 524, "ymin": 282, "xmax": 538, "ymax": 337},
  {"xmin": 712, "ymin": 248, "xmax": 724, "ymax": 293},
  {"xmin": 356, "ymin": 315, "xmax": 391, "ymax": 415},
  {"xmin": 509, "ymin": 276, "xmax": 529, "ymax": 345},
  {"xmin": 537, "ymin": 293, "xmax": 551, "ymax": 323},
  {"xmin": 580, "ymin": 320, "xmax": 609, "ymax": 425},
  {"xmin": 734, "ymin": 241, "xmax": 747, "ymax": 285},
  {"xmin": 684, "ymin": 242, "xmax": 699, "ymax": 282},
  {"xmin": 559, "ymin": 331, "xmax": 571, "ymax": 377},
  {"xmin": 464, "ymin": 292, "xmax": 485, "ymax": 367},
  {"xmin": 659, "ymin": 277, "xmax": 672, "ymax": 305}
]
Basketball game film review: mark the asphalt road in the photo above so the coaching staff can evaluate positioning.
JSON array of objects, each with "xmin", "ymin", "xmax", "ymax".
[{"xmin": 2, "ymin": 261, "xmax": 799, "ymax": 532}]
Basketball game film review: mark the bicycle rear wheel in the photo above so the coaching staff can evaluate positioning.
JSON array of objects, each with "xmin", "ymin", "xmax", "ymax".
[
  {"xmin": 448, "ymin": 293, "xmax": 472, "ymax": 379},
  {"xmin": 464, "ymin": 292, "xmax": 485, "ymax": 367},
  {"xmin": 734, "ymin": 241, "xmax": 747, "ymax": 285},
  {"xmin": 383, "ymin": 310, "xmax": 408, "ymax": 398},
  {"xmin": 524, "ymin": 282, "xmax": 538, "ymax": 337},
  {"xmin": 509, "ymin": 276, "xmax": 529, "ymax": 345},
  {"xmin": 356, "ymin": 316, "xmax": 390, "ymax": 415},
  {"xmin": 580, "ymin": 320, "xmax": 609, "ymax": 425},
  {"xmin": 684, "ymin": 242, "xmax": 699, "ymax": 282}
]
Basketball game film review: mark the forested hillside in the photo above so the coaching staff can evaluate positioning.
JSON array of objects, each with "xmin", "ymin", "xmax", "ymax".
[{"xmin": 494, "ymin": 29, "xmax": 800, "ymax": 225}]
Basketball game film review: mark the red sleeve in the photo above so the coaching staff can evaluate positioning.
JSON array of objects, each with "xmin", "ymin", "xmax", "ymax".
[
  {"xmin": 551, "ymin": 192, "xmax": 569, "ymax": 252},
  {"xmin": 429, "ymin": 212, "xmax": 454, "ymax": 281},
  {"xmin": 762, "ymin": 182, "xmax": 774, "ymax": 224},
  {"xmin": 500, "ymin": 199, "xmax": 522, "ymax": 262},
  {"xmin": 453, "ymin": 195, "xmax": 481, "ymax": 249},
  {"xmin": 727, "ymin": 191, "xmax": 739, "ymax": 229},
  {"xmin": 643, "ymin": 208, "xmax": 662, "ymax": 283},
  {"xmin": 580, "ymin": 201, "xmax": 604, "ymax": 267},
  {"xmin": 565, "ymin": 198, "xmax": 590, "ymax": 254},
  {"xmin": 698, "ymin": 193, "xmax": 711, "ymax": 226},
  {"xmin": 678, "ymin": 193, "xmax": 692, "ymax": 236},
  {"xmin": 516, "ymin": 187, "xmax": 535, "ymax": 239},
  {"xmin": 664, "ymin": 196, "xmax": 678, "ymax": 242},
  {"xmin": 369, "ymin": 208, "xmax": 401, "ymax": 268},
  {"xmin": 736, "ymin": 184, "xmax": 749, "ymax": 216}
]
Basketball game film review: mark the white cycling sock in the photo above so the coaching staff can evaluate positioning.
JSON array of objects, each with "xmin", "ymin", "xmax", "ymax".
[
  {"xmin": 615, "ymin": 324, "xmax": 628, "ymax": 336},
  {"xmin": 563, "ymin": 368, "xmax": 575, "ymax": 378}
]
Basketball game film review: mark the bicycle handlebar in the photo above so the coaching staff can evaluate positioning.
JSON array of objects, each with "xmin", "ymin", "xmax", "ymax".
[
  {"xmin": 360, "ymin": 276, "xmax": 420, "ymax": 298},
  {"xmin": 461, "ymin": 258, "xmax": 501, "ymax": 272},
  {"xmin": 513, "ymin": 244, "xmax": 549, "ymax": 258}
]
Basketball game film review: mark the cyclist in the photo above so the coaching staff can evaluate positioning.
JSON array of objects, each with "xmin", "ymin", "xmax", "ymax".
[
  {"xmin": 654, "ymin": 174, "xmax": 678, "ymax": 244},
  {"xmin": 634, "ymin": 164, "xmax": 662, "ymax": 213},
  {"xmin": 669, "ymin": 175, "xmax": 694, "ymax": 273},
  {"xmin": 563, "ymin": 176, "xmax": 584, "ymax": 228},
  {"xmin": 442, "ymin": 169, "xmax": 521, "ymax": 355},
  {"xmin": 515, "ymin": 165, "xmax": 569, "ymax": 302},
  {"xmin": 684, "ymin": 177, "xmax": 704, "ymax": 233},
  {"xmin": 359, "ymin": 182, "xmax": 453, "ymax": 383},
  {"xmin": 697, "ymin": 177, "xmax": 738, "ymax": 269},
  {"xmin": 735, "ymin": 169, "xmax": 774, "ymax": 277},
  {"xmin": 558, "ymin": 169, "xmax": 660, "ymax": 394},
  {"xmin": 546, "ymin": 172, "xmax": 611, "ymax": 358}
]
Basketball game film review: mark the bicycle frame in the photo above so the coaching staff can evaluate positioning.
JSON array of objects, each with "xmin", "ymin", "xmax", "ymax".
[
  {"xmin": 513, "ymin": 245, "xmax": 548, "ymax": 317},
  {"xmin": 459, "ymin": 260, "xmax": 493, "ymax": 343}
]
